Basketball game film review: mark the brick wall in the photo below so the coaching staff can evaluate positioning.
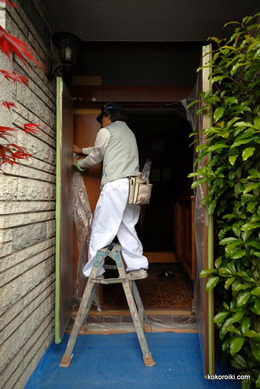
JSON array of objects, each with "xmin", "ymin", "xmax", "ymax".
[{"xmin": 0, "ymin": 1, "xmax": 58, "ymax": 387}]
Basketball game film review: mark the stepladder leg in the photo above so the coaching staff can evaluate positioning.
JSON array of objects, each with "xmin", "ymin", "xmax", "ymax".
[
  {"xmin": 110, "ymin": 246, "xmax": 155, "ymax": 366},
  {"xmin": 60, "ymin": 248, "xmax": 109, "ymax": 368},
  {"xmin": 60, "ymin": 244, "xmax": 156, "ymax": 368},
  {"xmin": 131, "ymin": 281, "xmax": 152, "ymax": 332},
  {"xmin": 121, "ymin": 280, "xmax": 156, "ymax": 367},
  {"xmin": 59, "ymin": 280, "xmax": 97, "ymax": 367}
]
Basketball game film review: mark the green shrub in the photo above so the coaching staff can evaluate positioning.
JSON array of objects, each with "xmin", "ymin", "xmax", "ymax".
[{"xmin": 190, "ymin": 13, "xmax": 260, "ymax": 388}]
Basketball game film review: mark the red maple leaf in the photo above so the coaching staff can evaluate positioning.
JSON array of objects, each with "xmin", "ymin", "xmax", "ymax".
[
  {"xmin": 0, "ymin": 144, "xmax": 31, "ymax": 166},
  {"xmin": 10, "ymin": 144, "xmax": 32, "ymax": 159},
  {"xmin": 0, "ymin": 26, "xmax": 43, "ymax": 68},
  {"xmin": 0, "ymin": 0, "xmax": 19, "ymax": 8},
  {"xmin": 2, "ymin": 101, "xmax": 16, "ymax": 110},
  {"xmin": 23, "ymin": 123, "xmax": 42, "ymax": 134},
  {"xmin": 0, "ymin": 69, "xmax": 29, "ymax": 84},
  {"xmin": 0, "ymin": 125, "xmax": 16, "ymax": 140}
]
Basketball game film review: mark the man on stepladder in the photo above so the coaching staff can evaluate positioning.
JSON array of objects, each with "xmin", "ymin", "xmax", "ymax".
[{"xmin": 73, "ymin": 102, "xmax": 148, "ymax": 280}]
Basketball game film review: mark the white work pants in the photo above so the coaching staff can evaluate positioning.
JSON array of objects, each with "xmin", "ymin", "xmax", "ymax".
[{"xmin": 82, "ymin": 178, "xmax": 148, "ymax": 277}]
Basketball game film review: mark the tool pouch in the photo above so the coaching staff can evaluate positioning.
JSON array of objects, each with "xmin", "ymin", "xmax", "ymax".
[{"xmin": 128, "ymin": 175, "xmax": 153, "ymax": 205}]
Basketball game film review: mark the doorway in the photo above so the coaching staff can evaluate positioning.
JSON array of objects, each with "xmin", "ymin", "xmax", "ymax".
[
  {"xmin": 72, "ymin": 106, "xmax": 195, "ymax": 326},
  {"xmin": 127, "ymin": 109, "xmax": 193, "ymax": 251}
]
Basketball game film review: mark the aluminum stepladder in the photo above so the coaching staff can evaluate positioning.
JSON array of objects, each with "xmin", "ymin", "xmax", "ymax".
[{"xmin": 60, "ymin": 243, "xmax": 156, "ymax": 367}]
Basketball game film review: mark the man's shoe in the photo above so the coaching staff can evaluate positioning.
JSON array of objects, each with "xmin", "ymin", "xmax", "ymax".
[{"xmin": 127, "ymin": 269, "xmax": 148, "ymax": 281}]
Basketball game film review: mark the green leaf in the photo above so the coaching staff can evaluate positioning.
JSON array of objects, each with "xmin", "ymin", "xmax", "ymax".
[
  {"xmin": 191, "ymin": 177, "xmax": 205, "ymax": 189},
  {"xmin": 206, "ymin": 276, "xmax": 219, "ymax": 292},
  {"xmin": 252, "ymin": 346, "xmax": 260, "ymax": 362},
  {"xmin": 224, "ymin": 96, "xmax": 238, "ymax": 104},
  {"xmin": 231, "ymin": 310, "xmax": 245, "ymax": 323},
  {"xmin": 223, "ymin": 302, "xmax": 229, "ymax": 310},
  {"xmin": 230, "ymin": 337, "xmax": 245, "ymax": 356},
  {"xmin": 229, "ymin": 249, "xmax": 246, "ymax": 259},
  {"xmin": 243, "ymin": 183, "xmax": 260, "ymax": 195},
  {"xmin": 207, "ymin": 144, "xmax": 229, "ymax": 152},
  {"xmin": 232, "ymin": 222, "xmax": 243, "ymax": 237},
  {"xmin": 214, "ymin": 107, "xmax": 225, "ymax": 122},
  {"xmin": 236, "ymin": 271, "xmax": 255, "ymax": 282},
  {"xmin": 231, "ymin": 136, "xmax": 256, "ymax": 148},
  {"xmin": 200, "ymin": 268, "xmax": 217, "ymax": 277},
  {"xmin": 232, "ymin": 283, "xmax": 250, "ymax": 292},
  {"xmin": 225, "ymin": 277, "xmax": 235, "ymax": 289},
  {"xmin": 247, "ymin": 240, "xmax": 260, "ymax": 249},
  {"xmin": 195, "ymin": 144, "xmax": 206, "ymax": 152},
  {"xmin": 215, "ymin": 257, "xmax": 222, "ymax": 269},
  {"xmin": 208, "ymin": 198, "xmax": 217, "ymax": 215},
  {"xmin": 214, "ymin": 311, "xmax": 230, "ymax": 327},
  {"xmin": 254, "ymin": 299, "xmax": 260, "ymax": 315},
  {"xmin": 218, "ymin": 267, "xmax": 233, "ymax": 276},
  {"xmin": 237, "ymin": 291, "xmax": 251, "ymax": 307},
  {"xmin": 241, "ymin": 317, "xmax": 250, "ymax": 335},
  {"xmin": 212, "ymin": 75, "xmax": 227, "ymax": 84},
  {"xmin": 231, "ymin": 63, "xmax": 247, "ymax": 76},
  {"xmin": 230, "ymin": 354, "xmax": 248, "ymax": 369},
  {"xmin": 242, "ymin": 230, "xmax": 253, "ymax": 242},
  {"xmin": 224, "ymin": 21, "xmax": 241, "ymax": 27},
  {"xmin": 252, "ymin": 287, "xmax": 260, "ymax": 296},
  {"xmin": 219, "ymin": 237, "xmax": 238, "ymax": 245},
  {"xmin": 247, "ymin": 200, "xmax": 257, "ymax": 213},
  {"xmin": 256, "ymin": 375, "xmax": 260, "ymax": 389},
  {"xmin": 220, "ymin": 317, "xmax": 234, "ymax": 339},
  {"xmin": 235, "ymin": 182, "xmax": 245, "ymax": 197},
  {"xmin": 227, "ymin": 324, "xmax": 241, "ymax": 336},
  {"xmin": 248, "ymin": 168, "xmax": 260, "ymax": 179},
  {"xmin": 241, "ymin": 222, "xmax": 260, "ymax": 231},
  {"xmin": 245, "ymin": 330, "xmax": 258, "ymax": 337},
  {"xmin": 221, "ymin": 338, "xmax": 231, "ymax": 352},
  {"xmin": 242, "ymin": 147, "xmax": 255, "ymax": 161},
  {"xmin": 229, "ymin": 155, "xmax": 238, "ymax": 165}
]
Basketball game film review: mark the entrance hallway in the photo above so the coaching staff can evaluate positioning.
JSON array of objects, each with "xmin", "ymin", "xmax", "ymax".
[
  {"xmin": 25, "ymin": 332, "xmax": 241, "ymax": 389},
  {"xmin": 70, "ymin": 262, "xmax": 195, "ymax": 332}
]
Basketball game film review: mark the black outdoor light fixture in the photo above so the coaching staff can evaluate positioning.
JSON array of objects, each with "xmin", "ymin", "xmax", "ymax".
[{"xmin": 45, "ymin": 31, "xmax": 80, "ymax": 79}]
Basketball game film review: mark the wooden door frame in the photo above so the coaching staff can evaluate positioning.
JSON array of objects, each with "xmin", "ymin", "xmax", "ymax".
[
  {"xmin": 69, "ymin": 82, "xmax": 214, "ymax": 375},
  {"xmin": 55, "ymin": 78, "xmax": 74, "ymax": 343},
  {"xmin": 70, "ymin": 85, "xmax": 194, "ymax": 266}
]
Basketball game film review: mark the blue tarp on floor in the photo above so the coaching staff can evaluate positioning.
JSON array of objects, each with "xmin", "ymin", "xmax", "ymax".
[{"xmin": 25, "ymin": 333, "xmax": 241, "ymax": 389}]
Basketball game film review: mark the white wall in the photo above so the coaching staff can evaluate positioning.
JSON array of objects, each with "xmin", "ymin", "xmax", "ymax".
[{"xmin": 0, "ymin": 1, "xmax": 58, "ymax": 387}]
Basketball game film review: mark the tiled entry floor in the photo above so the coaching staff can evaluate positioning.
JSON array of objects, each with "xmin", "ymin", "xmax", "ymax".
[
  {"xmin": 70, "ymin": 263, "xmax": 196, "ymax": 333},
  {"xmin": 102, "ymin": 262, "xmax": 193, "ymax": 311}
]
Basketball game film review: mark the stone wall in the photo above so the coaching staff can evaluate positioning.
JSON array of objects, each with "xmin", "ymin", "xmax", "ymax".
[{"xmin": 0, "ymin": 1, "xmax": 58, "ymax": 387}]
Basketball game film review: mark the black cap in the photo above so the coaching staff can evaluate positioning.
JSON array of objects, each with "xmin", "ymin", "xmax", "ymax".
[{"xmin": 96, "ymin": 102, "xmax": 124, "ymax": 123}]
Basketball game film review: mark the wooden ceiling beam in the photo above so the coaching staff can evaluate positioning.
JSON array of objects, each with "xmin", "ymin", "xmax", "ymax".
[{"xmin": 69, "ymin": 85, "xmax": 193, "ymax": 106}]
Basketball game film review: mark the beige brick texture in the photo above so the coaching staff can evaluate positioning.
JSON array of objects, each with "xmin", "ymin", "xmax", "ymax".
[{"xmin": 0, "ymin": 1, "xmax": 60, "ymax": 388}]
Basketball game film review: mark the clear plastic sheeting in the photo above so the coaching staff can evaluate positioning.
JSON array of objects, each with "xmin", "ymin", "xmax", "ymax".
[
  {"xmin": 180, "ymin": 81, "xmax": 198, "ymax": 132},
  {"xmin": 141, "ymin": 158, "xmax": 152, "ymax": 179},
  {"xmin": 72, "ymin": 170, "xmax": 92, "ymax": 300},
  {"xmin": 79, "ymin": 314, "xmax": 197, "ymax": 333}
]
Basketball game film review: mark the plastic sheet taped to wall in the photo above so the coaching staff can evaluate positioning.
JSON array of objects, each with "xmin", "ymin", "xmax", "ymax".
[
  {"xmin": 180, "ymin": 45, "xmax": 215, "ymax": 376},
  {"xmin": 72, "ymin": 170, "xmax": 92, "ymax": 300}
]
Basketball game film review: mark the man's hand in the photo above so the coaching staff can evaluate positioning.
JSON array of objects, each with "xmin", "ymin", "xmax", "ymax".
[{"xmin": 73, "ymin": 144, "xmax": 83, "ymax": 154}]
